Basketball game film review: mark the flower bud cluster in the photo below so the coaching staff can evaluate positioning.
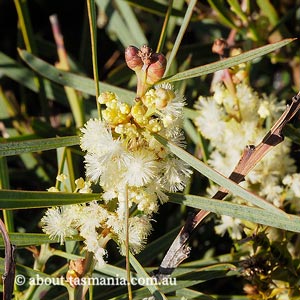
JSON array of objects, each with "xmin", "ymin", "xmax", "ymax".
[
  {"xmin": 125, "ymin": 45, "xmax": 167, "ymax": 97},
  {"xmin": 98, "ymin": 92, "xmax": 131, "ymax": 126}
]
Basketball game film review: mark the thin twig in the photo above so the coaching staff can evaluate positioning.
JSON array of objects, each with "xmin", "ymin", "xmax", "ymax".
[
  {"xmin": 49, "ymin": 15, "xmax": 69, "ymax": 69},
  {"xmin": 156, "ymin": 0, "xmax": 173, "ymax": 53},
  {"xmin": 0, "ymin": 218, "xmax": 15, "ymax": 300},
  {"xmin": 49, "ymin": 14, "xmax": 85, "ymax": 128},
  {"xmin": 125, "ymin": 185, "xmax": 133, "ymax": 300},
  {"xmin": 86, "ymin": 0, "xmax": 101, "ymax": 118}
]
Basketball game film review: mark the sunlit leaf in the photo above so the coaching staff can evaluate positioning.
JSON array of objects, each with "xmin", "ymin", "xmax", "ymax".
[
  {"xmin": 0, "ymin": 189, "xmax": 101, "ymax": 209},
  {"xmin": 169, "ymin": 193, "xmax": 300, "ymax": 233},
  {"xmin": 0, "ymin": 136, "xmax": 79, "ymax": 157},
  {"xmin": 162, "ymin": 39, "xmax": 295, "ymax": 83}
]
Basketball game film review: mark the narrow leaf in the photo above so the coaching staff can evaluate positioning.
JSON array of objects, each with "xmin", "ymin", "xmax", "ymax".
[
  {"xmin": 0, "ymin": 136, "xmax": 79, "ymax": 157},
  {"xmin": 129, "ymin": 253, "xmax": 168, "ymax": 300},
  {"xmin": 165, "ymin": 0, "xmax": 197, "ymax": 75},
  {"xmin": 0, "ymin": 233, "xmax": 82, "ymax": 248},
  {"xmin": 207, "ymin": 0, "xmax": 238, "ymax": 30},
  {"xmin": 162, "ymin": 39, "xmax": 295, "ymax": 83},
  {"xmin": 0, "ymin": 51, "xmax": 68, "ymax": 105},
  {"xmin": 0, "ymin": 190, "xmax": 101, "ymax": 209},
  {"xmin": 18, "ymin": 49, "xmax": 136, "ymax": 102},
  {"xmin": 128, "ymin": 264, "xmax": 231, "ymax": 298},
  {"xmin": 169, "ymin": 193, "xmax": 300, "ymax": 233},
  {"xmin": 0, "ymin": 259, "xmax": 67, "ymax": 286},
  {"xmin": 115, "ymin": 0, "xmax": 148, "ymax": 46},
  {"xmin": 257, "ymin": 0, "xmax": 279, "ymax": 26}
]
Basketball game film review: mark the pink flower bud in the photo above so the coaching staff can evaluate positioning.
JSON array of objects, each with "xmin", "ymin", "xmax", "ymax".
[
  {"xmin": 146, "ymin": 53, "xmax": 167, "ymax": 85},
  {"xmin": 125, "ymin": 46, "xmax": 143, "ymax": 71}
]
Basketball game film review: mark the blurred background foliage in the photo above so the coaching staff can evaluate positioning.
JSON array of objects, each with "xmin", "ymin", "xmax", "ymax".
[{"xmin": 1, "ymin": 0, "xmax": 300, "ymax": 299}]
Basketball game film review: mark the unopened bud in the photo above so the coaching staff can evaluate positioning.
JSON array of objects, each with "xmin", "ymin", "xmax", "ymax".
[
  {"xmin": 155, "ymin": 88, "xmax": 175, "ymax": 109},
  {"xmin": 98, "ymin": 91, "xmax": 117, "ymax": 104},
  {"xmin": 125, "ymin": 46, "xmax": 143, "ymax": 71},
  {"xmin": 212, "ymin": 38, "xmax": 229, "ymax": 58},
  {"xmin": 146, "ymin": 53, "xmax": 167, "ymax": 85}
]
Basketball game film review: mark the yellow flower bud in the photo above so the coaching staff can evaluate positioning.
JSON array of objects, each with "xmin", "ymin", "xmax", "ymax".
[
  {"xmin": 131, "ymin": 102, "xmax": 149, "ymax": 126},
  {"xmin": 155, "ymin": 88, "xmax": 175, "ymax": 109},
  {"xmin": 98, "ymin": 91, "xmax": 117, "ymax": 104},
  {"xmin": 102, "ymin": 100, "xmax": 131, "ymax": 126},
  {"xmin": 147, "ymin": 118, "xmax": 162, "ymax": 132}
]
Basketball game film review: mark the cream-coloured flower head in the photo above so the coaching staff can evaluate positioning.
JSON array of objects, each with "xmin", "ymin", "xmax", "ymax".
[
  {"xmin": 107, "ymin": 214, "xmax": 153, "ymax": 255},
  {"xmin": 41, "ymin": 206, "xmax": 78, "ymax": 244},
  {"xmin": 123, "ymin": 149, "xmax": 159, "ymax": 187},
  {"xmin": 81, "ymin": 119, "xmax": 126, "ymax": 161},
  {"xmin": 215, "ymin": 215, "xmax": 243, "ymax": 240},
  {"xmin": 194, "ymin": 95, "xmax": 227, "ymax": 145},
  {"xmin": 160, "ymin": 156, "xmax": 193, "ymax": 192}
]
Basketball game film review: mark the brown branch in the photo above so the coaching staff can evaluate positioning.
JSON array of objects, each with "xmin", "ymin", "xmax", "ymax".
[
  {"xmin": 49, "ymin": 14, "xmax": 70, "ymax": 70},
  {"xmin": 155, "ymin": 91, "xmax": 300, "ymax": 278},
  {"xmin": 0, "ymin": 218, "xmax": 15, "ymax": 300}
]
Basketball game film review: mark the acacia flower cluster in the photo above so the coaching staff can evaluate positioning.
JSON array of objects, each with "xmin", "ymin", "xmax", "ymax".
[
  {"xmin": 41, "ymin": 46, "xmax": 191, "ymax": 267},
  {"xmin": 194, "ymin": 77, "xmax": 299, "ymax": 238}
]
